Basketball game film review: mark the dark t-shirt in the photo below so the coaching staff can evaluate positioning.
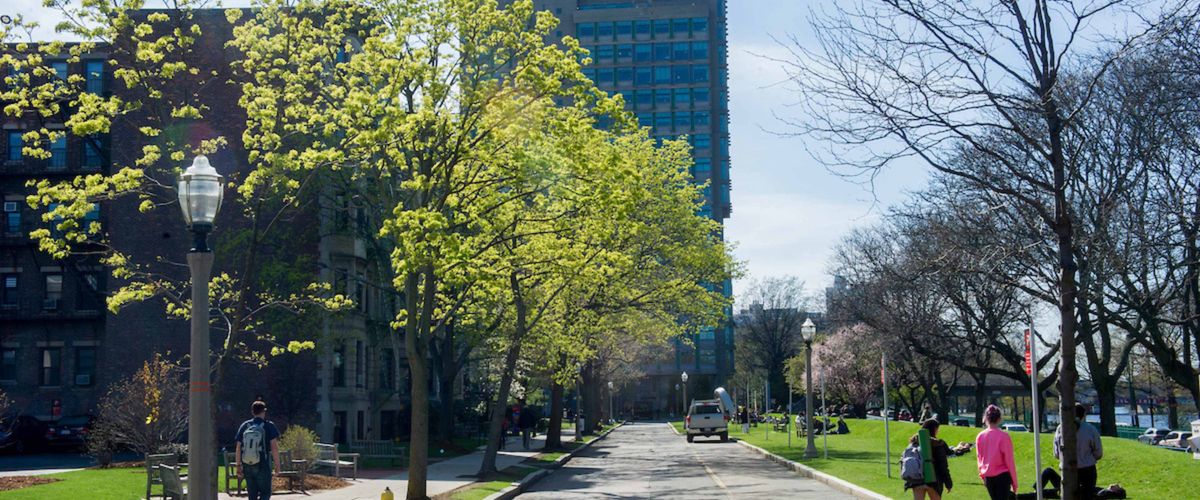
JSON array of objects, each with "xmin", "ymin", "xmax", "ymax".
[{"xmin": 235, "ymin": 417, "xmax": 281, "ymax": 465}]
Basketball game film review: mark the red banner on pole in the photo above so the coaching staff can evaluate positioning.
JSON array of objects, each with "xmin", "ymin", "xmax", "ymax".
[{"xmin": 1024, "ymin": 329, "xmax": 1032, "ymax": 375}]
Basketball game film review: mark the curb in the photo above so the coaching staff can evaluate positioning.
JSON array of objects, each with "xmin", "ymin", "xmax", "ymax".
[
  {"xmin": 483, "ymin": 422, "xmax": 625, "ymax": 500},
  {"xmin": 735, "ymin": 439, "xmax": 890, "ymax": 500}
]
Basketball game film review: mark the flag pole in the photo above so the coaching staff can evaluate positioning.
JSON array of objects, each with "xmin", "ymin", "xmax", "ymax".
[
  {"xmin": 1029, "ymin": 315, "xmax": 1043, "ymax": 500},
  {"xmin": 822, "ymin": 367, "xmax": 828, "ymax": 459},
  {"xmin": 883, "ymin": 353, "xmax": 891, "ymax": 478}
]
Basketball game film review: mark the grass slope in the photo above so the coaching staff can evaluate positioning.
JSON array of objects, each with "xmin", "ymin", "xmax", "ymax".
[{"xmin": 676, "ymin": 419, "xmax": 1192, "ymax": 499}]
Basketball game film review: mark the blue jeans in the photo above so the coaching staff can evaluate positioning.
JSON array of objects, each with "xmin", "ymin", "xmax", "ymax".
[{"xmin": 244, "ymin": 462, "xmax": 273, "ymax": 500}]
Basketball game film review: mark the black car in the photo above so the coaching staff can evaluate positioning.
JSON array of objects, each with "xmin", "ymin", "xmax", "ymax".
[
  {"xmin": 46, "ymin": 415, "xmax": 94, "ymax": 450},
  {"xmin": 0, "ymin": 415, "xmax": 49, "ymax": 454}
]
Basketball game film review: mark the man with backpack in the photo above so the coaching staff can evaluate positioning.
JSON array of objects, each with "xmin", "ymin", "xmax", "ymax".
[{"xmin": 235, "ymin": 400, "xmax": 282, "ymax": 500}]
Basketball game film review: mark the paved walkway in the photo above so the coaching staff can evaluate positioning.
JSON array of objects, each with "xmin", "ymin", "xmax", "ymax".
[
  {"xmin": 518, "ymin": 422, "xmax": 855, "ymax": 499},
  {"xmin": 218, "ymin": 434, "xmax": 547, "ymax": 499}
]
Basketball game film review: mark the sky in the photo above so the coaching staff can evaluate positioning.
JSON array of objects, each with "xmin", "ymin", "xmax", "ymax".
[{"xmin": 3, "ymin": 0, "xmax": 933, "ymax": 306}]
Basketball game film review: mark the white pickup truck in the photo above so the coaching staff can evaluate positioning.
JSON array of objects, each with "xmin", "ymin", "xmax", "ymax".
[{"xmin": 686, "ymin": 399, "xmax": 729, "ymax": 442}]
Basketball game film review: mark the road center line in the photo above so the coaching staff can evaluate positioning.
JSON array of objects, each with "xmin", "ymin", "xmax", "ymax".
[{"xmin": 688, "ymin": 442, "xmax": 733, "ymax": 498}]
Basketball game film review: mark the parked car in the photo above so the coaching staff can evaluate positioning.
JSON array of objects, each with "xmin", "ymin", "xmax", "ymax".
[
  {"xmin": 0, "ymin": 415, "xmax": 49, "ymax": 454},
  {"xmin": 1137, "ymin": 427, "xmax": 1171, "ymax": 445},
  {"xmin": 897, "ymin": 409, "xmax": 913, "ymax": 422},
  {"xmin": 685, "ymin": 400, "xmax": 729, "ymax": 443},
  {"xmin": 1002, "ymin": 423, "xmax": 1029, "ymax": 433},
  {"xmin": 1158, "ymin": 431, "xmax": 1193, "ymax": 449},
  {"xmin": 46, "ymin": 415, "xmax": 94, "ymax": 450},
  {"xmin": 952, "ymin": 418, "xmax": 971, "ymax": 427}
]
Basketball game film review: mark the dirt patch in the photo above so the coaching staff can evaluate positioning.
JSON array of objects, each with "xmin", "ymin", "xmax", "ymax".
[{"xmin": 0, "ymin": 476, "xmax": 62, "ymax": 491}]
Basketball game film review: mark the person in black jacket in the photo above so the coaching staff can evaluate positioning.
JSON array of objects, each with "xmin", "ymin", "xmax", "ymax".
[
  {"xmin": 519, "ymin": 403, "xmax": 537, "ymax": 450},
  {"xmin": 908, "ymin": 419, "xmax": 972, "ymax": 499}
]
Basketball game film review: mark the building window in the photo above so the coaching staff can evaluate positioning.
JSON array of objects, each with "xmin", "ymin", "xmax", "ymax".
[
  {"xmin": 615, "ymin": 21, "xmax": 632, "ymax": 37},
  {"xmin": 616, "ymin": 43, "xmax": 632, "ymax": 61},
  {"xmin": 75, "ymin": 347, "xmax": 95, "ymax": 386},
  {"xmin": 635, "ymin": 89, "xmax": 653, "ymax": 109},
  {"xmin": 40, "ymin": 348, "xmax": 61, "ymax": 386},
  {"xmin": 654, "ymin": 88, "xmax": 671, "ymax": 107},
  {"xmin": 692, "ymin": 134, "xmax": 711, "ymax": 149},
  {"xmin": 3, "ymin": 202, "xmax": 19, "ymax": 236},
  {"xmin": 596, "ymin": 22, "xmax": 613, "ymax": 38},
  {"xmin": 653, "ymin": 43, "xmax": 670, "ymax": 61},
  {"xmin": 692, "ymin": 41, "xmax": 708, "ymax": 60},
  {"xmin": 51, "ymin": 61, "xmax": 68, "ymax": 82},
  {"xmin": 49, "ymin": 136, "xmax": 67, "ymax": 170},
  {"xmin": 652, "ymin": 19, "xmax": 670, "ymax": 38},
  {"xmin": 654, "ymin": 112, "xmax": 671, "ymax": 129},
  {"xmin": 693, "ymin": 158, "xmax": 712, "ymax": 173},
  {"xmin": 694, "ymin": 110, "xmax": 710, "ymax": 127},
  {"xmin": 634, "ymin": 20, "xmax": 651, "ymax": 37},
  {"xmin": 382, "ymin": 349, "xmax": 396, "ymax": 390},
  {"xmin": 85, "ymin": 61, "xmax": 104, "ymax": 94},
  {"xmin": 82, "ymin": 139, "xmax": 103, "ymax": 169},
  {"xmin": 333, "ymin": 343, "xmax": 346, "ymax": 387},
  {"xmin": 672, "ymin": 65, "xmax": 691, "ymax": 84},
  {"xmin": 673, "ymin": 18, "xmax": 690, "ymax": 37},
  {"xmin": 45, "ymin": 274, "xmax": 63, "ymax": 305},
  {"xmin": 355, "ymin": 340, "xmax": 365, "ymax": 388},
  {"xmin": 653, "ymin": 66, "xmax": 670, "ymax": 84},
  {"xmin": 1, "ymin": 275, "xmax": 16, "ymax": 306},
  {"xmin": 355, "ymin": 272, "xmax": 368, "ymax": 313},
  {"xmin": 595, "ymin": 67, "xmax": 614, "ymax": 86},
  {"xmin": 334, "ymin": 411, "xmax": 347, "ymax": 444},
  {"xmin": 692, "ymin": 17, "xmax": 709, "ymax": 35},
  {"xmin": 596, "ymin": 44, "xmax": 614, "ymax": 62},
  {"xmin": 673, "ymin": 111, "xmax": 690, "ymax": 129},
  {"xmin": 8, "ymin": 131, "xmax": 22, "ymax": 162},
  {"xmin": 673, "ymin": 42, "xmax": 690, "ymax": 60},
  {"xmin": 576, "ymin": 23, "xmax": 594, "ymax": 39},
  {"xmin": 674, "ymin": 87, "xmax": 690, "ymax": 106},
  {"xmin": 356, "ymin": 410, "xmax": 365, "ymax": 440},
  {"xmin": 616, "ymin": 67, "xmax": 633, "ymax": 85},
  {"xmin": 634, "ymin": 43, "xmax": 651, "ymax": 62},
  {"xmin": 0, "ymin": 348, "xmax": 15, "ymax": 381},
  {"xmin": 693, "ymin": 87, "xmax": 710, "ymax": 104},
  {"xmin": 635, "ymin": 67, "xmax": 652, "ymax": 85},
  {"xmin": 692, "ymin": 65, "xmax": 710, "ymax": 83}
]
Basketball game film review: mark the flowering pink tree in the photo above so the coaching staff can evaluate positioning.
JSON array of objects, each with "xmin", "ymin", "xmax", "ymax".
[{"xmin": 812, "ymin": 323, "xmax": 884, "ymax": 415}]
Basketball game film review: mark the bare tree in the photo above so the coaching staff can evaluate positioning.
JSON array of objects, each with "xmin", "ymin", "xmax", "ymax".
[
  {"xmin": 734, "ymin": 276, "xmax": 813, "ymax": 407},
  {"xmin": 778, "ymin": 2, "xmax": 1188, "ymax": 494},
  {"xmin": 93, "ymin": 354, "xmax": 189, "ymax": 456}
]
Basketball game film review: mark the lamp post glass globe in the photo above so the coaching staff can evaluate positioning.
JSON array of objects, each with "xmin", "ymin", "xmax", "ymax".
[
  {"xmin": 681, "ymin": 371, "xmax": 688, "ymax": 383},
  {"xmin": 802, "ymin": 317, "xmax": 818, "ymax": 458},
  {"xmin": 801, "ymin": 318, "xmax": 816, "ymax": 342},
  {"xmin": 177, "ymin": 155, "xmax": 224, "ymax": 252}
]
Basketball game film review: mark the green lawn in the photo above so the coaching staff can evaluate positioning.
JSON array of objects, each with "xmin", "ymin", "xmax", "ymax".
[
  {"xmin": 675, "ymin": 419, "xmax": 1194, "ymax": 499},
  {"xmin": 449, "ymin": 465, "xmax": 538, "ymax": 500},
  {"xmin": 0, "ymin": 466, "xmax": 243, "ymax": 500}
]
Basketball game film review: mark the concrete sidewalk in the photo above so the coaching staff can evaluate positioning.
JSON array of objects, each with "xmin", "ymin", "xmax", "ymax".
[{"xmin": 218, "ymin": 434, "xmax": 547, "ymax": 500}]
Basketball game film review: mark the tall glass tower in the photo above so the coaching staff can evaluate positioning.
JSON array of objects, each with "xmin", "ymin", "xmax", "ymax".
[{"xmin": 535, "ymin": 0, "xmax": 733, "ymax": 414}]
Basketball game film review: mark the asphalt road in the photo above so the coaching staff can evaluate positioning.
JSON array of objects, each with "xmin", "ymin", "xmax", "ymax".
[{"xmin": 517, "ymin": 422, "xmax": 857, "ymax": 499}]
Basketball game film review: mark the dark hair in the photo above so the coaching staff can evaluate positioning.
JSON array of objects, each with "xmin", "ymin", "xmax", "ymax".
[
  {"xmin": 251, "ymin": 401, "xmax": 267, "ymax": 415},
  {"xmin": 985, "ymin": 405, "xmax": 1002, "ymax": 425},
  {"xmin": 910, "ymin": 418, "xmax": 941, "ymax": 445},
  {"xmin": 1074, "ymin": 403, "xmax": 1087, "ymax": 420}
]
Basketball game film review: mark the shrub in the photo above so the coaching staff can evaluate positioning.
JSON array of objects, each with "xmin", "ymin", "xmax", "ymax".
[{"xmin": 279, "ymin": 425, "xmax": 319, "ymax": 467}]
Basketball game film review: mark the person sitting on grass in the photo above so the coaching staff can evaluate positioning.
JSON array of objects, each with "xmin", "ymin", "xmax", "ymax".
[
  {"xmin": 1015, "ymin": 468, "xmax": 1126, "ymax": 500},
  {"xmin": 836, "ymin": 416, "xmax": 850, "ymax": 434}
]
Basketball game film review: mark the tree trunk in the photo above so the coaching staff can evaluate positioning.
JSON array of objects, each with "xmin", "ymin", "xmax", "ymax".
[
  {"xmin": 1094, "ymin": 379, "xmax": 1118, "ymax": 437},
  {"xmin": 543, "ymin": 379, "xmax": 564, "ymax": 451},
  {"xmin": 1050, "ymin": 99, "xmax": 1081, "ymax": 499},
  {"xmin": 477, "ymin": 339, "xmax": 522, "ymax": 476},
  {"xmin": 405, "ymin": 269, "xmax": 432, "ymax": 500},
  {"xmin": 973, "ymin": 374, "xmax": 987, "ymax": 427}
]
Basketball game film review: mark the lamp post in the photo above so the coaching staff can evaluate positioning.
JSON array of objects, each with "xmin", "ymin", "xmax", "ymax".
[
  {"xmin": 681, "ymin": 372, "xmax": 689, "ymax": 415},
  {"xmin": 607, "ymin": 381, "xmax": 614, "ymax": 424},
  {"xmin": 801, "ymin": 318, "xmax": 818, "ymax": 459},
  {"xmin": 178, "ymin": 155, "xmax": 223, "ymax": 500}
]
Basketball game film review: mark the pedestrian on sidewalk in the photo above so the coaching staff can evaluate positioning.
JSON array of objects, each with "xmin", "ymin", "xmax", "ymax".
[
  {"xmin": 235, "ymin": 400, "xmax": 282, "ymax": 500},
  {"xmin": 519, "ymin": 402, "xmax": 537, "ymax": 450},
  {"xmin": 975, "ymin": 405, "xmax": 1017, "ymax": 500},
  {"xmin": 499, "ymin": 417, "xmax": 509, "ymax": 450}
]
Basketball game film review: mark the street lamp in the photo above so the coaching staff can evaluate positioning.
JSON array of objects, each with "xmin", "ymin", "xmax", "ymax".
[
  {"xmin": 681, "ymin": 371, "xmax": 689, "ymax": 415},
  {"xmin": 801, "ymin": 318, "xmax": 818, "ymax": 459},
  {"xmin": 607, "ymin": 381, "xmax": 614, "ymax": 424},
  {"xmin": 178, "ymin": 155, "xmax": 223, "ymax": 500}
]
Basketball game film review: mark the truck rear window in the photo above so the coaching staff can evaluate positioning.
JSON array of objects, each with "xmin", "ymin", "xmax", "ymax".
[{"xmin": 692, "ymin": 405, "xmax": 721, "ymax": 414}]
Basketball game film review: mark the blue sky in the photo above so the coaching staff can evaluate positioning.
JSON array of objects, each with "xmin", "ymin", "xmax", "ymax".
[{"xmin": 5, "ymin": 0, "xmax": 932, "ymax": 305}]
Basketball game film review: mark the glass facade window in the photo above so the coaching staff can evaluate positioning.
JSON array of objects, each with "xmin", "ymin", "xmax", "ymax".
[
  {"xmin": 636, "ymin": 89, "xmax": 652, "ymax": 109},
  {"xmin": 616, "ymin": 43, "xmax": 633, "ymax": 61},
  {"xmin": 654, "ymin": 112, "xmax": 671, "ymax": 129},
  {"xmin": 719, "ymin": 137, "xmax": 729, "ymax": 156},
  {"xmin": 615, "ymin": 21, "xmax": 632, "ymax": 37},
  {"xmin": 673, "ymin": 18, "xmax": 690, "ymax": 36},
  {"xmin": 635, "ymin": 67, "xmax": 652, "ymax": 85},
  {"xmin": 634, "ymin": 43, "xmax": 651, "ymax": 62},
  {"xmin": 85, "ymin": 61, "xmax": 104, "ymax": 94},
  {"xmin": 596, "ymin": 44, "xmax": 614, "ymax": 62},
  {"xmin": 616, "ymin": 66, "xmax": 633, "ymax": 84},
  {"xmin": 75, "ymin": 347, "xmax": 95, "ymax": 386},
  {"xmin": 636, "ymin": 113, "xmax": 652, "ymax": 126},
  {"xmin": 674, "ymin": 111, "xmax": 690, "ymax": 129},
  {"xmin": 83, "ymin": 140, "xmax": 102, "ymax": 168},
  {"xmin": 692, "ymin": 17, "xmax": 709, "ymax": 34},
  {"xmin": 673, "ymin": 42, "xmax": 690, "ymax": 60},
  {"xmin": 693, "ymin": 87, "xmax": 710, "ymax": 104},
  {"xmin": 52, "ymin": 61, "xmax": 68, "ymax": 81},
  {"xmin": 3, "ymin": 202, "xmax": 19, "ymax": 235},
  {"xmin": 694, "ymin": 110, "xmax": 710, "ymax": 126},
  {"xmin": 49, "ymin": 136, "xmax": 67, "ymax": 170},
  {"xmin": 692, "ymin": 134, "xmax": 711, "ymax": 149},
  {"xmin": 692, "ymin": 65, "xmax": 709, "ymax": 82},
  {"xmin": 597, "ymin": 22, "xmax": 613, "ymax": 38},
  {"xmin": 694, "ymin": 157, "xmax": 712, "ymax": 173},
  {"xmin": 653, "ymin": 43, "xmax": 670, "ymax": 61},
  {"xmin": 596, "ymin": 67, "xmax": 614, "ymax": 85},
  {"xmin": 692, "ymin": 42, "xmax": 708, "ymax": 60},
  {"xmin": 654, "ymin": 66, "xmax": 670, "ymax": 84},
  {"xmin": 652, "ymin": 19, "xmax": 670, "ymax": 37},
  {"xmin": 674, "ymin": 87, "xmax": 690, "ymax": 105},
  {"xmin": 8, "ymin": 131, "xmax": 22, "ymax": 161},
  {"xmin": 577, "ymin": 23, "xmax": 595, "ymax": 39},
  {"xmin": 635, "ymin": 20, "xmax": 651, "ymax": 37},
  {"xmin": 655, "ymin": 89, "xmax": 671, "ymax": 107},
  {"xmin": 672, "ymin": 65, "xmax": 690, "ymax": 84}
]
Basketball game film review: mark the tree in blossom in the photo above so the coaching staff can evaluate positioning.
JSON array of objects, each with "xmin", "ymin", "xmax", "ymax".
[{"xmin": 812, "ymin": 323, "xmax": 883, "ymax": 416}]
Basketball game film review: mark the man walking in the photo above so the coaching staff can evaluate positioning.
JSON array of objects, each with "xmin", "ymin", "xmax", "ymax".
[
  {"xmin": 1054, "ymin": 403, "xmax": 1103, "ymax": 499},
  {"xmin": 236, "ymin": 400, "xmax": 282, "ymax": 500},
  {"xmin": 519, "ymin": 402, "xmax": 537, "ymax": 450}
]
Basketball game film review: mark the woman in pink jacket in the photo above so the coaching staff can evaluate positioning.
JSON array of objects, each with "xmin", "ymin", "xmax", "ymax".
[{"xmin": 975, "ymin": 405, "xmax": 1017, "ymax": 499}]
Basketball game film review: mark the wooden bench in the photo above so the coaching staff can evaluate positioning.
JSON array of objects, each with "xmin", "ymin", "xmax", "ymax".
[
  {"xmin": 158, "ymin": 465, "xmax": 187, "ymax": 500},
  {"xmin": 772, "ymin": 421, "xmax": 788, "ymax": 433},
  {"xmin": 348, "ymin": 440, "xmax": 407, "ymax": 467},
  {"xmin": 315, "ymin": 443, "xmax": 359, "ymax": 479},
  {"xmin": 223, "ymin": 451, "xmax": 243, "ymax": 495},
  {"xmin": 276, "ymin": 450, "xmax": 308, "ymax": 493},
  {"xmin": 146, "ymin": 453, "xmax": 187, "ymax": 500}
]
